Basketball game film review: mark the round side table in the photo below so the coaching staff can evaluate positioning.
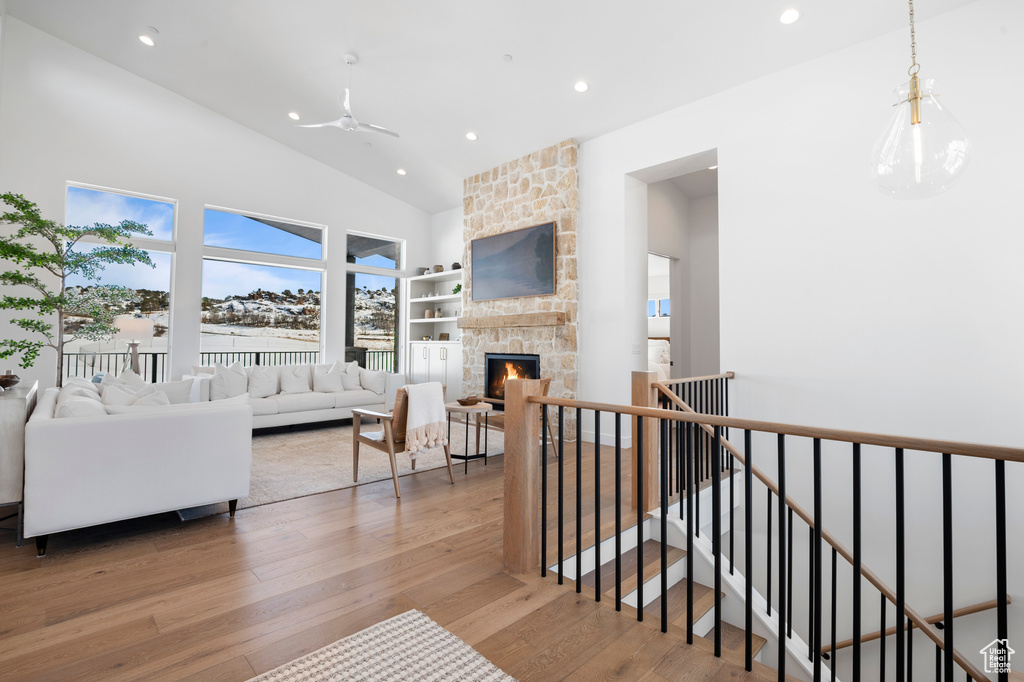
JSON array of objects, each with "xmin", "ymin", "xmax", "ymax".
[{"xmin": 445, "ymin": 402, "xmax": 498, "ymax": 475}]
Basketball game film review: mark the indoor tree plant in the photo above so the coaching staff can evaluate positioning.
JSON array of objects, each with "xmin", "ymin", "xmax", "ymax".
[{"xmin": 0, "ymin": 192, "xmax": 154, "ymax": 386}]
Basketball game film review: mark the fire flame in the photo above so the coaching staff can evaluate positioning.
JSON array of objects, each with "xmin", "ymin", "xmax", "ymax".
[{"xmin": 504, "ymin": 362, "xmax": 523, "ymax": 381}]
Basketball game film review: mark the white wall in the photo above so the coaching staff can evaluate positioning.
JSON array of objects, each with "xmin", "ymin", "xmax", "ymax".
[
  {"xmin": 647, "ymin": 180, "xmax": 690, "ymax": 374},
  {"xmin": 0, "ymin": 19, "xmax": 432, "ymax": 387},
  {"xmin": 688, "ymin": 194, "xmax": 719, "ymax": 375},
  {"xmin": 428, "ymin": 206, "xmax": 464, "ymax": 269},
  {"xmin": 579, "ymin": 0, "xmax": 1024, "ymax": 656}
]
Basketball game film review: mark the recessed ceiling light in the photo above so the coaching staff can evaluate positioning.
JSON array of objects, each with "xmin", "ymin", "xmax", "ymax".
[
  {"xmin": 288, "ymin": 112, "xmax": 300, "ymax": 121},
  {"xmin": 780, "ymin": 8, "xmax": 800, "ymax": 24},
  {"xmin": 139, "ymin": 26, "xmax": 158, "ymax": 46},
  {"xmin": 574, "ymin": 81, "xmax": 590, "ymax": 93},
  {"xmin": 396, "ymin": 169, "xmax": 407, "ymax": 176},
  {"xmin": 502, "ymin": 54, "xmax": 513, "ymax": 62},
  {"xmin": 465, "ymin": 132, "xmax": 478, "ymax": 141},
  {"xmin": 708, "ymin": 165, "xmax": 719, "ymax": 170}
]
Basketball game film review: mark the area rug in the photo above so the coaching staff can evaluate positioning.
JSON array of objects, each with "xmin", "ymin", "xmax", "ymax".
[
  {"xmin": 247, "ymin": 609, "xmax": 514, "ymax": 682},
  {"xmin": 178, "ymin": 421, "xmax": 504, "ymax": 519}
]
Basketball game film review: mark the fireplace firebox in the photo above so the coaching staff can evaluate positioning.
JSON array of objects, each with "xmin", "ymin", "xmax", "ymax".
[{"xmin": 485, "ymin": 353, "xmax": 540, "ymax": 410}]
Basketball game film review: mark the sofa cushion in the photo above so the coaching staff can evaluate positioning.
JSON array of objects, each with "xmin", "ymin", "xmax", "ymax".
[
  {"xmin": 57, "ymin": 384, "xmax": 102, "ymax": 409},
  {"xmin": 153, "ymin": 379, "xmax": 195, "ymax": 404},
  {"xmin": 55, "ymin": 397, "xmax": 109, "ymax": 419},
  {"xmin": 248, "ymin": 397, "xmax": 280, "ymax": 416},
  {"xmin": 358, "ymin": 368, "xmax": 387, "ymax": 395},
  {"xmin": 271, "ymin": 392, "xmax": 335, "ymax": 414},
  {"xmin": 333, "ymin": 389, "xmax": 382, "ymax": 408},
  {"xmin": 313, "ymin": 362, "xmax": 344, "ymax": 393},
  {"xmin": 280, "ymin": 365, "xmax": 312, "ymax": 394},
  {"xmin": 63, "ymin": 376, "xmax": 100, "ymax": 394},
  {"xmin": 341, "ymin": 368, "xmax": 362, "ymax": 390},
  {"xmin": 133, "ymin": 391, "xmax": 171, "ymax": 407},
  {"xmin": 102, "ymin": 383, "xmax": 147, "ymax": 407},
  {"xmin": 211, "ymin": 362, "xmax": 248, "ymax": 400},
  {"xmin": 248, "ymin": 365, "xmax": 279, "ymax": 399},
  {"xmin": 191, "ymin": 365, "xmax": 216, "ymax": 375}
]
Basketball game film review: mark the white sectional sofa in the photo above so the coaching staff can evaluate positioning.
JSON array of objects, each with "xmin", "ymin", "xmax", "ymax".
[
  {"xmin": 187, "ymin": 361, "xmax": 403, "ymax": 429},
  {"xmin": 25, "ymin": 383, "xmax": 253, "ymax": 556}
]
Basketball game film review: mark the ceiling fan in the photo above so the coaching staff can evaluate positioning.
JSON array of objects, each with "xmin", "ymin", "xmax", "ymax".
[{"xmin": 298, "ymin": 53, "xmax": 399, "ymax": 138}]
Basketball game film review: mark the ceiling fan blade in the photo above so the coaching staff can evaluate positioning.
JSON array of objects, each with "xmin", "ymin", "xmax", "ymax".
[
  {"xmin": 342, "ymin": 88, "xmax": 353, "ymax": 117},
  {"xmin": 297, "ymin": 120, "xmax": 344, "ymax": 128},
  {"xmin": 356, "ymin": 122, "xmax": 400, "ymax": 138}
]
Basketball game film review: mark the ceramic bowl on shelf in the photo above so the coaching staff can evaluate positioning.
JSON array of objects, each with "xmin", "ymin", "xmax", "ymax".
[
  {"xmin": 416, "ymin": 267, "xmax": 429, "ymax": 276},
  {"xmin": 432, "ymin": 265, "xmax": 444, "ymax": 273}
]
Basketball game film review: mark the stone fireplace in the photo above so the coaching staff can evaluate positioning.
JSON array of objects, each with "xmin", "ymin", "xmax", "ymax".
[
  {"xmin": 459, "ymin": 140, "xmax": 579, "ymax": 432},
  {"xmin": 485, "ymin": 353, "xmax": 541, "ymax": 410}
]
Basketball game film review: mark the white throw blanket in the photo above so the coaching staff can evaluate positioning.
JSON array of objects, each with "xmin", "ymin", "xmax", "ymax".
[{"xmin": 404, "ymin": 382, "xmax": 447, "ymax": 457}]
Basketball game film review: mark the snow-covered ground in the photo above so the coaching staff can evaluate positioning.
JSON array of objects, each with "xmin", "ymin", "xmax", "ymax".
[{"xmin": 64, "ymin": 287, "xmax": 395, "ymax": 353}]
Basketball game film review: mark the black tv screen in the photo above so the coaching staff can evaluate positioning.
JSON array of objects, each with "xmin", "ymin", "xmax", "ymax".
[{"xmin": 471, "ymin": 222, "xmax": 556, "ymax": 301}]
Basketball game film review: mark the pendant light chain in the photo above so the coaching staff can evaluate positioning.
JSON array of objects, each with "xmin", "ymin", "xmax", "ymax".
[{"xmin": 908, "ymin": 0, "xmax": 920, "ymax": 76}]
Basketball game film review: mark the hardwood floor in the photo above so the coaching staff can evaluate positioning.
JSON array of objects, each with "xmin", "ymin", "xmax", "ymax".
[{"xmin": 0, "ymin": 441, "xmax": 778, "ymax": 681}]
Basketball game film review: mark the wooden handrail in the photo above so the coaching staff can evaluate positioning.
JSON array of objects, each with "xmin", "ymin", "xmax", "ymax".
[
  {"xmin": 527, "ymin": 387, "xmax": 999, "ymax": 680},
  {"xmin": 650, "ymin": 383, "xmax": 991, "ymax": 682},
  {"xmin": 824, "ymin": 596, "xmax": 1011, "ymax": 654},
  {"xmin": 662, "ymin": 371, "xmax": 736, "ymax": 385},
  {"xmin": 528, "ymin": 391, "xmax": 1024, "ymax": 463}
]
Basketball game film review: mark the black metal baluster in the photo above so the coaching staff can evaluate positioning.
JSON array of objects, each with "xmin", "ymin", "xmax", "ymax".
[
  {"xmin": 615, "ymin": 413, "xmax": 622, "ymax": 611},
  {"xmin": 778, "ymin": 433, "xmax": 788, "ymax": 678},
  {"xmin": 809, "ymin": 524, "xmax": 815, "ymax": 660},
  {"xmin": 660, "ymin": 416, "xmax": 669, "ymax": 633},
  {"xmin": 595, "ymin": 411, "xmax": 601, "ymax": 601},
  {"xmin": 558, "ymin": 405, "xmax": 564, "ymax": 585},
  {"xmin": 744, "ymin": 430, "xmax": 753, "ymax": 671},
  {"xmin": 934, "ymin": 644, "xmax": 941, "ymax": 682},
  {"xmin": 831, "ymin": 547, "xmax": 837, "ymax": 682},
  {"xmin": 576, "ymin": 407, "xmax": 582, "ymax": 593},
  {"xmin": 813, "ymin": 438, "xmax": 823, "ymax": 681},
  {"xmin": 854, "ymin": 443, "xmax": 862, "ymax": 681},
  {"xmin": 996, "ymin": 458, "xmax": 1008, "ymax": 682},
  {"xmin": 881, "ymin": 594, "xmax": 887, "ymax": 681},
  {"xmin": 788, "ymin": 504, "xmax": 794, "ymax": 638},
  {"xmin": 686, "ymin": 420, "xmax": 694, "ymax": 643},
  {"xmin": 542, "ymin": 405, "xmax": 548, "ymax": 577},
  {"xmin": 896, "ymin": 448, "xmax": 906, "ymax": 682},
  {"xmin": 907, "ymin": 618, "xmax": 913, "ymax": 682},
  {"xmin": 729, "ymin": 427, "xmax": 735, "ymax": 575},
  {"xmin": 942, "ymin": 453, "xmax": 954, "ymax": 681},
  {"xmin": 637, "ymin": 415, "xmax": 644, "ymax": 622},
  {"xmin": 767, "ymin": 489, "xmax": 773, "ymax": 615},
  {"xmin": 712, "ymin": 425, "xmax": 722, "ymax": 656}
]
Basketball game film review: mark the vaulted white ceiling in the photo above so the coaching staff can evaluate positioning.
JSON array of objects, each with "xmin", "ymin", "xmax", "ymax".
[{"xmin": 5, "ymin": 0, "xmax": 977, "ymax": 214}]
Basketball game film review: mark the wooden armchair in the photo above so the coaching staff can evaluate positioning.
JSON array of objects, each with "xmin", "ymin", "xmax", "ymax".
[{"xmin": 352, "ymin": 387, "xmax": 455, "ymax": 498}]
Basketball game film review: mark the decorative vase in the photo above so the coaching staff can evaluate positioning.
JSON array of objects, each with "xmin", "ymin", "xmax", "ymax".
[
  {"xmin": 435, "ymin": 307, "xmax": 443, "ymax": 318},
  {"xmin": 451, "ymin": 262, "xmax": 462, "ymax": 270},
  {"xmin": 432, "ymin": 265, "xmax": 444, "ymax": 273},
  {"xmin": 424, "ymin": 309, "xmax": 434, "ymax": 319},
  {"xmin": 416, "ymin": 267, "xmax": 429, "ymax": 276}
]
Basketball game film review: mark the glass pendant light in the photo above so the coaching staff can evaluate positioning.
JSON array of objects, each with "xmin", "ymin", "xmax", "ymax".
[{"xmin": 870, "ymin": 0, "xmax": 969, "ymax": 199}]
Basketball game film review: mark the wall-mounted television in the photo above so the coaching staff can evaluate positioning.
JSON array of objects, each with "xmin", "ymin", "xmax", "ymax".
[{"xmin": 471, "ymin": 221, "xmax": 556, "ymax": 301}]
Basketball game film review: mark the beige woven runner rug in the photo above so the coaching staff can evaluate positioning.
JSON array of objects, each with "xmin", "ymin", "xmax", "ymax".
[{"xmin": 247, "ymin": 609, "xmax": 515, "ymax": 682}]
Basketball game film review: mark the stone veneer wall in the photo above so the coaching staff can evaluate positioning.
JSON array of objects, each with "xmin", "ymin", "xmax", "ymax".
[{"xmin": 461, "ymin": 140, "xmax": 579, "ymax": 418}]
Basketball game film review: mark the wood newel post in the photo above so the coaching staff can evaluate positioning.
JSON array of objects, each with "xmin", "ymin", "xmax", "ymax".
[
  {"xmin": 503, "ymin": 377, "xmax": 544, "ymax": 573},
  {"xmin": 631, "ymin": 370, "xmax": 659, "ymax": 512}
]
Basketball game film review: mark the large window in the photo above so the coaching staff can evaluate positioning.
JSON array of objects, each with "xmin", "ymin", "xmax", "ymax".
[
  {"xmin": 346, "ymin": 233, "xmax": 402, "ymax": 371},
  {"xmin": 201, "ymin": 208, "xmax": 325, "ymax": 365},
  {"xmin": 63, "ymin": 185, "xmax": 175, "ymax": 381}
]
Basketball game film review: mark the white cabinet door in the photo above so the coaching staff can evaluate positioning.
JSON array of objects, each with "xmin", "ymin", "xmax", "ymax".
[
  {"xmin": 409, "ymin": 343, "xmax": 431, "ymax": 384},
  {"xmin": 435, "ymin": 343, "xmax": 462, "ymax": 400}
]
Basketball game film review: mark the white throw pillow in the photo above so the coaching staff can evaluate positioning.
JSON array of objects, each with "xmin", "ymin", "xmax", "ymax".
[
  {"xmin": 63, "ymin": 376, "xmax": 100, "ymax": 394},
  {"xmin": 150, "ymin": 379, "xmax": 193, "ymax": 404},
  {"xmin": 57, "ymin": 384, "xmax": 102, "ymax": 408},
  {"xmin": 191, "ymin": 365, "xmax": 216, "ymax": 375},
  {"xmin": 132, "ymin": 391, "xmax": 171, "ymax": 407},
  {"xmin": 340, "ymin": 370, "xmax": 362, "ymax": 390},
  {"xmin": 280, "ymin": 366, "xmax": 312, "ymax": 394},
  {"xmin": 55, "ymin": 397, "xmax": 108, "ymax": 418},
  {"xmin": 102, "ymin": 384, "xmax": 146, "ymax": 407},
  {"xmin": 210, "ymin": 362, "xmax": 248, "ymax": 400},
  {"xmin": 313, "ymin": 362, "xmax": 344, "ymax": 393},
  {"xmin": 358, "ymin": 368, "xmax": 387, "ymax": 396},
  {"xmin": 248, "ymin": 365, "xmax": 279, "ymax": 399}
]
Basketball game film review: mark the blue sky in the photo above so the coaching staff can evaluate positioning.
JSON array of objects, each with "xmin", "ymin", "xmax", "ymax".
[{"xmin": 64, "ymin": 187, "xmax": 395, "ymax": 299}]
